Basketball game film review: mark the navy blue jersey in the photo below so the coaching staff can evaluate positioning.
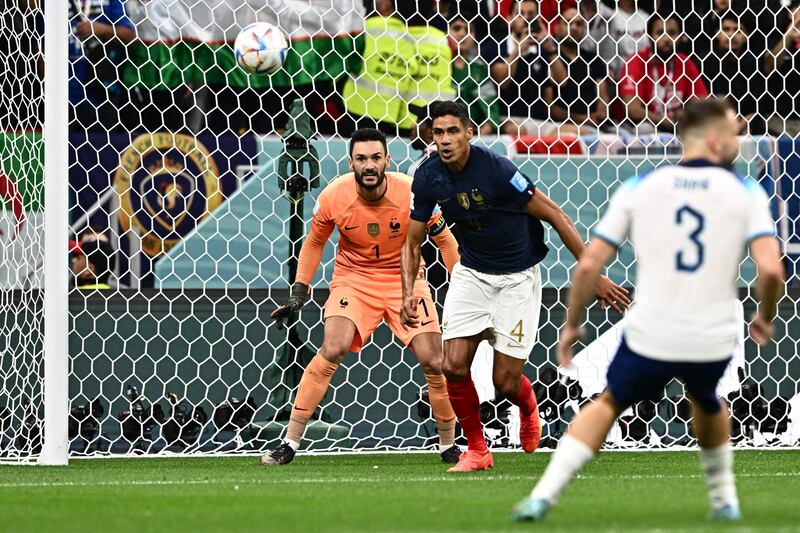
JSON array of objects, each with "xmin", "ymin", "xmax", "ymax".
[{"xmin": 410, "ymin": 145, "xmax": 549, "ymax": 273}]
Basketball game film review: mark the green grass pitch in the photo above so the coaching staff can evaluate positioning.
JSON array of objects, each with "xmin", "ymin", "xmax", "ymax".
[{"xmin": 1, "ymin": 450, "xmax": 799, "ymax": 532}]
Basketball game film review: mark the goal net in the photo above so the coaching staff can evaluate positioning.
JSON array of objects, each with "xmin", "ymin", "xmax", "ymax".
[
  {"xmin": 1, "ymin": 0, "xmax": 48, "ymax": 462},
  {"xmin": 2, "ymin": 0, "xmax": 799, "ymax": 462}
]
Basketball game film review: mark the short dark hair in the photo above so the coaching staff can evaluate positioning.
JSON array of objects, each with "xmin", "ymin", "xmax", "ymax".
[
  {"xmin": 429, "ymin": 100, "xmax": 471, "ymax": 128},
  {"xmin": 349, "ymin": 128, "xmax": 388, "ymax": 156},
  {"xmin": 647, "ymin": 12, "xmax": 681, "ymax": 37},
  {"xmin": 395, "ymin": 0, "xmax": 435, "ymax": 25},
  {"xmin": 79, "ymin": 238, "xmax": 115, "ymax": 284},
  {"xmin": 719, "ymin": 13, "xmax": 749, "ymax": 33},
  {"xmin": 677, "ymin": 98, "xmax": 732, "ymax": 139},
  {"xmin": 448, "ymin": 11, "xmax": 468, "ymax": 26}
]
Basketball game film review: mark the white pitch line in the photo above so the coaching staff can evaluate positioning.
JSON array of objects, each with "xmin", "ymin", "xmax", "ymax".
[{"xmin": 0, "ymin": 472, "xmax": 797, "ymax": 490}]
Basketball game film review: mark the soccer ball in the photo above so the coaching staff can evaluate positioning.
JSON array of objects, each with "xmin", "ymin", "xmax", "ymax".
[{"xmin": 234, "ymin": 22, "xmax": 288, "ymax": 75}]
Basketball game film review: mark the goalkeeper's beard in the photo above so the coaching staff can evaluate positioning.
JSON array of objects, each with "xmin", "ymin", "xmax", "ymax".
[{"xmin": 355, "ymin": 169, "xmax": 386, "ymax": 190}]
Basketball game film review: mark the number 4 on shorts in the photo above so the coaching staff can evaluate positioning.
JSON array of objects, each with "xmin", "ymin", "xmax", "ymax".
[{"xmin": 510, "ymin": 320, "xmax": 524, "ymax": 343}]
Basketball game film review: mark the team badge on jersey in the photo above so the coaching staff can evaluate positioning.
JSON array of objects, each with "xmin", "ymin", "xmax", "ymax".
[
  {"xmin": 471, "ymin": 188, "xmax": 490, "ymax": 211},
  {"xmin": 367, "ymin": 222, "xmax": 380, "ymax": 236},
  {"xmin": 457, "ymin": 192, "xmax": 470, "ymax": 210}
]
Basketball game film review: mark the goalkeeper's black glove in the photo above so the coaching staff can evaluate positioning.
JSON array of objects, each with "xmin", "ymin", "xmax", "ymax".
[{"xmin": 271, "ymin": 282, "xmax": 310, "ymax": 330}]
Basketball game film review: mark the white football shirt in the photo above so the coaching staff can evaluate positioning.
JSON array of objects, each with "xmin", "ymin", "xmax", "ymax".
[
  {"xmin": 593, "ymin": 160, "xmax": 775, "ymax": 362},
  {"xmin": 596, "ymin": 6, "xmax": 648, "ymax": 77}
]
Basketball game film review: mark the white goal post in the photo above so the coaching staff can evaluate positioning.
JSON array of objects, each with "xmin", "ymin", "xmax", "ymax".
[{"xmin": 38, "ymin": 0, "xmax": 70, "ymax": 466}]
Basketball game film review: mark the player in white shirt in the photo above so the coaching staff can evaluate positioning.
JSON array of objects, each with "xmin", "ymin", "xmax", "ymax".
[{"xmin": 512, "ymin": 98, "xmax": 784, "ymax": 522}]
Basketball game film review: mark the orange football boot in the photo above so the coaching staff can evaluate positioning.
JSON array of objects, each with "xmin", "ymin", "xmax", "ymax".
[
  {"xmin": 447, "ymin": 449, "xmax": 494, "ymax": 472},
  {"xmin": 519, "ymin": 408, "xmax": 542, "ymax": 453}
]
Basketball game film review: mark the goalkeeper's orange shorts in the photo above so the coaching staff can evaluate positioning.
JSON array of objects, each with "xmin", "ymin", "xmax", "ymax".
[{"xmin": 323, "ymin": 278, "xmax": 440, "ymax": 353}]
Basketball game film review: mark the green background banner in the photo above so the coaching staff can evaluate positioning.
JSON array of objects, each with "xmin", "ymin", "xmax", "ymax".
[{"xmin": 0, "ymin": 132, "xmax": 43, "ymax": 212}]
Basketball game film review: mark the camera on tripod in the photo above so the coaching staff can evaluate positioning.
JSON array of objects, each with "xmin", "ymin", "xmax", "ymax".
[
  {"xmin": 163, "ymin": 393, "xmax": 208, "ymax": 449},
  {"xmin": 69, "ymin": 397, "xmax": 104, "ymax": 453},
  {"xmin": 213, "ymin": 396, "xmax": 257, "ymax": 432},
  {"xmin": 117, "ymin": 385, "xmax": 164, "ymax": 445}
]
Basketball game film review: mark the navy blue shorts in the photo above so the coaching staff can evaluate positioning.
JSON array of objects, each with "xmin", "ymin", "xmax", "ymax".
[{"xmin": 606, "ymin": 338, "xmax": 731, "ymax": 414}]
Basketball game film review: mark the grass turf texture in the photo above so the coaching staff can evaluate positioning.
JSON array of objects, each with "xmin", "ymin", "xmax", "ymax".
[{"xmin": 1, "ymin": 450, "xmax": 798, "ymax": 532}]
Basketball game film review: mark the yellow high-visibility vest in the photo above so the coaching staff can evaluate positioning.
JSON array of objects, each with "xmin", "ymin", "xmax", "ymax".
[
  {"xmin": 343, "ymin": 16, "xmax": 413, "ymax": 127},
  {"xmin": 401, "ymin": 25, "xmax": 455, "ymax": 129},
  {"xmin": 77, "ymin": 283, "xmax": 111, "ymax": 290},
  {"xmin": 343, "ymin": 17, "xmax": 454, "ymax": 128}
]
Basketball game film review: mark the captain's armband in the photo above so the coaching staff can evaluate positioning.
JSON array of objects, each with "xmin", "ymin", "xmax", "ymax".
[{"xmin": 427, "ymin": 214, "xmax": 447, "ymax": 236}]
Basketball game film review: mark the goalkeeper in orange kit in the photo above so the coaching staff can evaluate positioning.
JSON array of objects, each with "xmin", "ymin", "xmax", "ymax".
[{"xmin": 262, "ymin": 128, "xmax": 462, "ymax": 465}]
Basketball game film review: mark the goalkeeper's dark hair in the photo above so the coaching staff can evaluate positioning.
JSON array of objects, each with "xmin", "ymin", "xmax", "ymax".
[
  {"xmin": 349, "ymin": 128, "xmax": 388, "ymax": 156},
  {"xmin": 676, "ymin": 98, "xmax": 733, "ymax": 140},
  {"xmin": 429, "ymin": 101, "xmax": 471, "ymax": 128}
]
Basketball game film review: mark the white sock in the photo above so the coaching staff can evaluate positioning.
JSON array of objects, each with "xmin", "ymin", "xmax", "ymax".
[
  {"xmin": 439, "ymin": 443, "xmax": 451, "ymax": 453},
  {"xmin": 531, "ymin": 435, "xmax": 595, "ymax": 504},
  {"xmin": 285, "ymin": 438, "xmax": 300, "ymax": 451},
  {"xmin": 700, "ymin": 443, "xmax": 739, "ymax": 510}
]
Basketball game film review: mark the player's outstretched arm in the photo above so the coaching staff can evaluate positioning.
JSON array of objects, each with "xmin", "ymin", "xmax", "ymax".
[
  {"xmin": 430, "ymin": 225, "xmax": 460, "ymax": 273},
  {"xmin": 749, "ymin": 236, "xmax": 785, "ymax": 345},
  {"xmin": 401, "ymin": 219, "xmax": 427, "ymax": 328},
  {"xmin": 558, "ymin": 238, "xmax": 618, "ymax": 366},
  {"xmin": 525, "ymin": 190, "xmax": 630, "ymax": 313},
  {"xmin": 271, "ymin": 220, "xmax": 334, "ymax": 329}
]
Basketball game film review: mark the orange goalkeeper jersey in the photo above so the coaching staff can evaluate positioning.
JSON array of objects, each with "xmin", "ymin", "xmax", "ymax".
[{"xmin": 295, "ymin": 172, "xmax": 452, "ymax": 285}]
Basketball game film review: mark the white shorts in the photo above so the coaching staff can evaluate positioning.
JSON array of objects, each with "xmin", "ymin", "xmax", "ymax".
[{"xmin": 442, "ymin": 263, "xmax": 542, "ymax": 359}]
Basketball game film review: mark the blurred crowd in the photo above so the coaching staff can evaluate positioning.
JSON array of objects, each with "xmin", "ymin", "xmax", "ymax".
[{"xmin": 3, "ymin": 0, "xmax": 800, "ymax": 138}]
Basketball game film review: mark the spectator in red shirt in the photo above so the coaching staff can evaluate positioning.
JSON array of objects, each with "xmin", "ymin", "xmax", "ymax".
[
  {"xmin": 539, "ymin": 0, "xmax": 577, "ymax": 32},
  {"xmin": 618, "ymin": 13, "xmax": 708, "ymax": 134}
]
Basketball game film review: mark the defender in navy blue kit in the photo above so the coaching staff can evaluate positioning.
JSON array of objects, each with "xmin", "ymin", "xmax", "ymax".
[
  {"xmin": 400, "ymin": 101, "xmax": 629, "ymax": 472},
  {"xmin": 410, "ymin": 143, "xmax": 548, "ymax": 273}
]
